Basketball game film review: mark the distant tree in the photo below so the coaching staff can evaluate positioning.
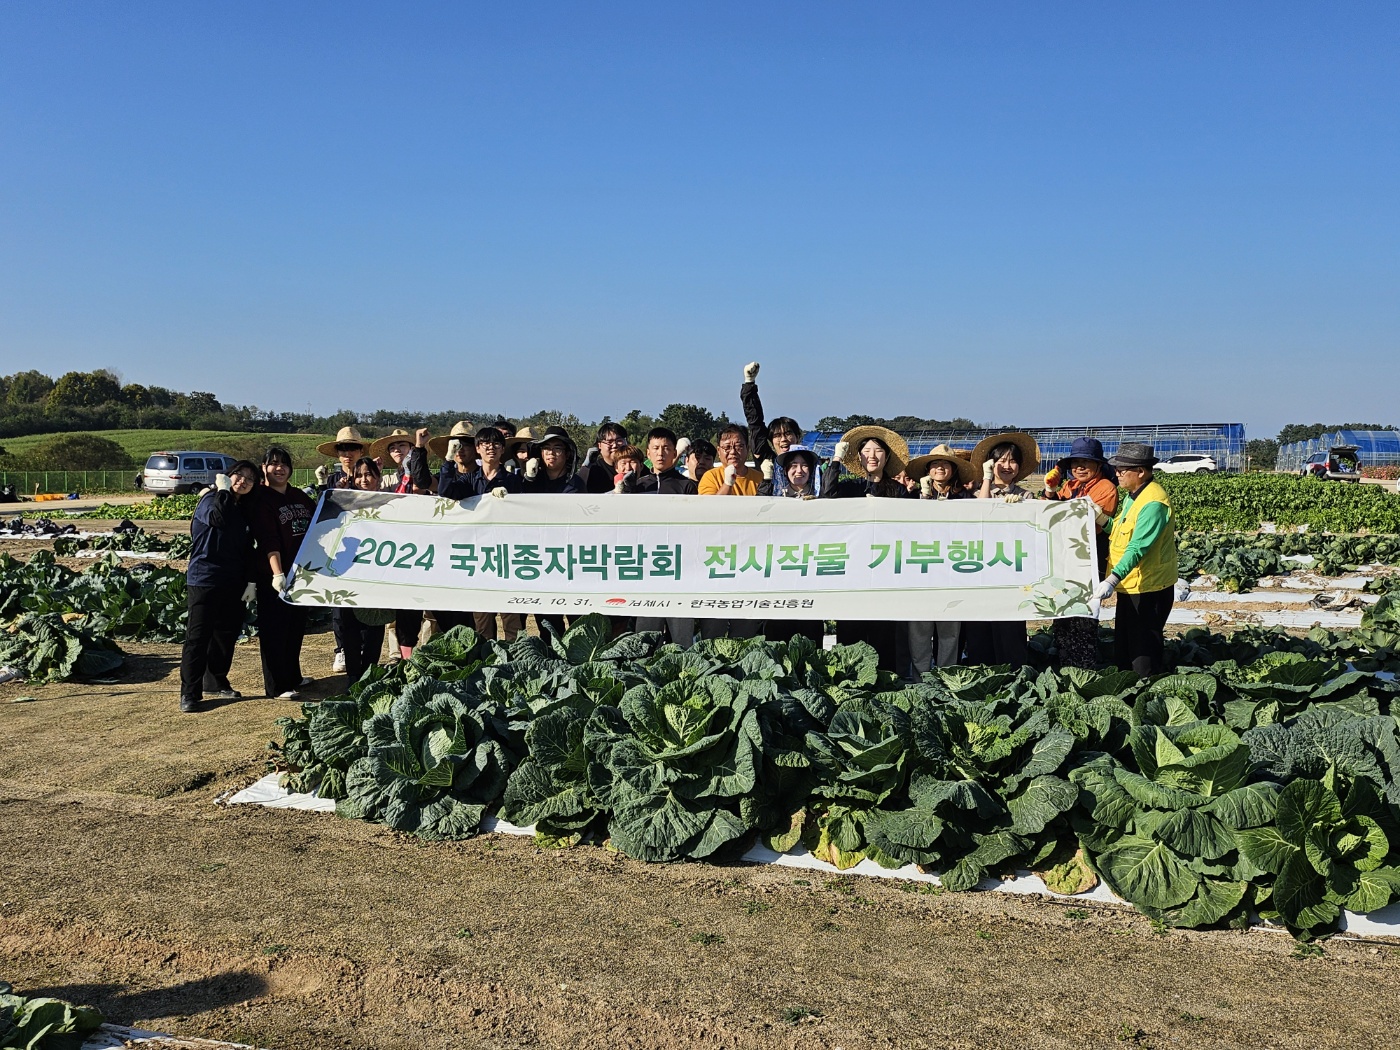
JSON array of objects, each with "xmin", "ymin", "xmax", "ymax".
[
  {"xmin": 618, "ymin": 408, "xmax": 657, "ymax": 442},
  {"xmin": 657, "ymin": 404, "xmax": 723, "ymax": 442},
  {"xmin": 519, "ymin": 408, "xmax": 585, "ymax": 433},
  {"xmin": 1246, "ymin": 439, "xmax": 1279, "ymax": 471},
  {"xmin": 48, "ymin": 370, "xmax": 122, "ymax": 408},
  {"xmin": 182, "ymin": 391, "xmax": 222, "ymax": 415},
  {"xmin": 29, "ymin": 433, "xmax": 133, "ymax": 470},
  {"xmin": 121, "ymin": 383, "xmax": 155, "ymax": 407},
  {"xmin": 6, "ymin": 370, "xmax": 55, "ymax": 405}
]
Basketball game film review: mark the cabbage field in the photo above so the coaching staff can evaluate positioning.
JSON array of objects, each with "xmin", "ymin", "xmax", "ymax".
[{"xmin": 269, "ymin": 613, "xmax": 1400, "ymax": 941}]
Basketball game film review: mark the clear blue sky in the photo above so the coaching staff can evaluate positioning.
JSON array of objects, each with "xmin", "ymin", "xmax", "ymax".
[{"xmin": 2, "ymin": 2, "xmax": 1396, "ymax": 439}]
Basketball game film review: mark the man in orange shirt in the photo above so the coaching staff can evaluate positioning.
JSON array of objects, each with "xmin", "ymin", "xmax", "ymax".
[
  {"xmin": 696, "ymin": 425, "xmax": 765, "ymax": 639},
  {"xmin": 697, "ymin": 424, "xmax": 765, "ymax": 495}
]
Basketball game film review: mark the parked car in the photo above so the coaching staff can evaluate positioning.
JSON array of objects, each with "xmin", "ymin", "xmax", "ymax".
[
  {"xmin": 1155, "ymin": 453, "xmax": 1218, "ymax": 474},
  {"xmin": 1301, "ymin": 445, "xmax": 1361, "ymax": 483},
  {"xmin": 141, "ymin": 451, "xmax": 237, "ymax": 495}
]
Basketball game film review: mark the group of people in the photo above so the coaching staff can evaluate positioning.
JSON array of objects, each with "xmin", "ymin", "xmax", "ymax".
[{"xmin": 179, "ymin": 362, "xmax": 1181, "ymax": 712}]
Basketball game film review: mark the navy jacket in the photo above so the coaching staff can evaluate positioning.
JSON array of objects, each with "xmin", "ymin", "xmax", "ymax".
[{"xmin": 186, "ymin": 490, "xmax": 254, "ymax": 589}]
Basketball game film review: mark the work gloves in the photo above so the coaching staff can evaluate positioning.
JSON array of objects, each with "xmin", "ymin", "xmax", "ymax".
[
  {"xmin": 1043, "ymin": 465, "xmax": 1062, "ymax": 492},
  {"xmin": 743, "ymin": 361, "xmax": 760, "ymax": 382},
  {"xmin": 919, "ymin": 476, "xmax": 933, "ymax": 498},
  {"xmin": 1094, "ymin": 574, "xmax": 1120, "ymax": 602},
  {"xmin": 525, "ymin": 457, "xmax": 541, "ymax": 479},
  {"xmin": 761, "ymin": 461, "xmax": 774, "ymax": 481},
  {"xmin": 982, "ymin": 459, "xmax": 997, "ymax": 482},
  {"xmin": 241, "ymin": 582, "xmax": 256, "ymax": 603},
  {"xmin": 215, "ymin": 473, "xmax": 232, "ymax": 492},
  {"xmin": 723, "ymin": 464, "xmax": 737, "ymax": 486}
]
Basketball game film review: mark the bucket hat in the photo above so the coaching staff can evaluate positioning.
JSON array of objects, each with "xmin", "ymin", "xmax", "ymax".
[
  {"xmin": 838, "ymin": 426, "xmax": 909, "ymax": 477},
  {"xmin": 971, "ymin": 432, "xmax": 1041, "ymax": 483},
  {"xmin": 775, "ymin": 444, "xmax": 819, "ymax": 476},
  {"xmin": 316, "ymin": 426, "xmax": 368, "ymax": 458},
  {"xmin": 1055, "ymin": 436, "xmax": 1118, "ymax": 484},
  {"xmin": 1107, "ymin": 442, "xmax": 1159, "ymax": 468},
  {"xmin": 367, "ymin": 429, "xmax": 415, "ymax": 460},
  {"xmin": 905, "ymin": 443, "xmax": 977, "ymax": 485},
  {"xmin": 426, "ymin": 421, "xmax": 475, "ymax": 459}
]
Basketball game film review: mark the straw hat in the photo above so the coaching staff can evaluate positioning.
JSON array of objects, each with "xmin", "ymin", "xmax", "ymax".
[
  {"xmin": 504, "ymin": 426, "xmax": 537, "ymax": 453},
  {"xmin": 368, "ymin": 429, "xmax": 415, "ymax": 460},
  {"xmin": 905, "ymin": 444, "xmax": 977, "ymax": 485},
  {"xmin": 971, "ymin": 432, "xmax": 1041, "ymax": 483},
  {"xmin": 426, "ymin": 421, "xmax": 476, "ymax": 459},
  {"xmin": 838, "ymin": 425, "xmax": 910, "ymax": 477},
  {"xmin": 316, "ymin": 426, "xmax": 368, "ymax": 458}
]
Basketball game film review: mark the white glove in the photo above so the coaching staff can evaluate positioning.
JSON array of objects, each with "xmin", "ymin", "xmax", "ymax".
[
  {"xmin": 490, "ymin": 486, "xmax": 507, "ymax": 499},
  {"xmin": 676, "ymin": 437, "xmax": 691, "ymax": 458},
  {"xmin": 446, "ymin": 439, "xmax": 461, "ymax": 460},
  {"xmin": 1095, "ymin": 507, "xmax": 1112, "ymax": 530},
  {"xmin": 613, "ymin": 476, "xmax": 626, "ymax": 494},
  {"xmin": 525, "ymin": 457, "xmax": 540, "ymax": 479},
  {"xmin": 314, "ymin": 465, "xmax": 329, "ymax": 485},
  {"xmin": 241, "ymin": 582, "xmax": 256, "ymax": 603},
  {"xmin": 743, "ymin": 361, "xmax": 760, "ymax": 382},
  {"xmin": 982, "ymin": 459, "xmax": 996, "ymax": 481},
  {"xmin": 723, "ymin": 464, "xmax": 737, "ymax": 486},
  {"xmin": 919, "ymin": 476, "xmax": 933, "ymax": 498},
  {"xmin": 1003, "ymin": 492, "xmax": 1024, "ymax": 504},
  {"xmin": 215, "ymin": 473, "xmax": 232, "ymax": 492},
  {"xmin": 833, "ymin": 441, "xmax": 848, "ymax": 463},
  {"xmin": 271, "ymin": 572, "xmax": 286, "ymax": 593},
  {"xmin": 761, "ymin": 460, "xmax": 773, "ymax": 480},
  {"xmin": 1094, "ymin": 574, "xmax": 1119, "ymax": 602}
]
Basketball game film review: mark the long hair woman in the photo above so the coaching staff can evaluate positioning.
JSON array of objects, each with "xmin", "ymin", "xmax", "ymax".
[{"xmin": 965, "ymin": 432, "xmax": 1040, "ymax": 668}]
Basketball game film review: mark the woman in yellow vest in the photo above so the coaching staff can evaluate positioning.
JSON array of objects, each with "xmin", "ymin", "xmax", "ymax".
[{"xmin": 1096, "ymin": 443, "xmax": 1179, "ymax": 676}]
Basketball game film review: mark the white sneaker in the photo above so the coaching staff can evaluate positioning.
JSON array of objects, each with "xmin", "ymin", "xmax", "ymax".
[
  {"xmin": 277, "ymin": 690, "xmax": 302, "ymax": 700},
  {"xmin": 332, "ymin": 650, "xmax": 346, "ymax": 673}
]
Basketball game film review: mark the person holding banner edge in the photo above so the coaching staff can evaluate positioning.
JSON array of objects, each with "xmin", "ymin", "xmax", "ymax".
[
  {"xmin": 965, "ymin": 432, "xmax": 1040, "ymax": 669},
  {"xmin": 823, "ymin": 424, "xmax": 914, "ymax": 671},
  {"xmin": 248, "ymin": 445, "xmax": 316, "ymax": 699},
  {"xmin": 1096, "ymin": 442, "xmax": 1179, "ymax": 677}
]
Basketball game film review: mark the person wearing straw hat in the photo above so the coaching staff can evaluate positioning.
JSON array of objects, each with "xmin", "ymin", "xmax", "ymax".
[
  {"xmin": 367, "ymin": 429, "xmax": 421, "ymax": 493},
  {"xmin": 330, "ymin": 457, "xmax": 395, "ymax": 685},
  {"xmin": 904, "ymin": 445, "xmax": 976, "ymax": 674},
  {"xmin": 367, "ymin": 428, "xmax": 431, "ymax": 660},
  {"xmin": 504, "ymin": 426, "xmax": 536, "ymax": 475},
  {"xmin": 1042, "ymin": 437, "xmax": 1120, "ymax": 669},
  {"xmin": 822, "ymin": 424, "xmax": 913, "ymax": 670},
  {"xmin": 314, "ymin": 426, "xmax": 369, "ymax": 490},
  {"xmin": 965, "ymin": 432, "xmax": 1041, "ymax": 668},
  {"xmin": 1098, "ymin": 442, "xmax": 1179, "ymax": 677}
]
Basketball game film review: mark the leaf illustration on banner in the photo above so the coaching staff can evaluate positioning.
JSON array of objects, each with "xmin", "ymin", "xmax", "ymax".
[
  {"xmin": 432, "ymin": 498, "xmax": 455, "ymax": 518},
  {"xmin": 351, "ymin": 507, "xmax": 383, "ymax": 521},
  {"xmin": 1020, "ymin": 578, "xmax": 1092, "ymax": 618}
]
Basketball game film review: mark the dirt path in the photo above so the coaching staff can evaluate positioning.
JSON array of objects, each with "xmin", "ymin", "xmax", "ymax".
[{"xmin": 4, "ymin": 633, "xmax": 1400, "ymax": 1049}]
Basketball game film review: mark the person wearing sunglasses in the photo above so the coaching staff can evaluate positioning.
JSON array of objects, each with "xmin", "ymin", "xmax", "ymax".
[
  {"xmin": 179, "ymin": 460, "xmax": 260, "ymax": 713},
  {"xmin": 313, "ymin": 426, "xmax": 368, "ymax": 490}
]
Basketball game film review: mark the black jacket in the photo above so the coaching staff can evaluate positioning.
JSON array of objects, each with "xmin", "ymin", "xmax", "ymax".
[{"xmin": 624, "ymin": 467, "xmax": 697, "ymax": 495}]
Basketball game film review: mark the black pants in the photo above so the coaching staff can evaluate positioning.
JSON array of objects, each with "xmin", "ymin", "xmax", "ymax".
[
  {"xmin": 394, "ymin": 609, "xmax": 423, "ymax": 652},
  {"xmin": 963, "ymin": 621, "xmax": 1029, "ymax": 668},
  {"xmin": 333, "ymin": 610, "xmax": 386, "ymax": 686},
  {"xmin": 181, "ymin": 583, "xmax": 244, "ymax": 703},
  {"xmin": 835, "ymin": 620, "xmax": 899, "ymax": 672},
  {"xmin": 257, "ymin": 580, "xmax": 309, "ymax": 696},
  {"xmin": 763, "ymin": 620, "xmax": 825, "ymax": 647},
  {"xmin": 1114, "ymin": 586, "xmax": 1174, "ymax": 677}
]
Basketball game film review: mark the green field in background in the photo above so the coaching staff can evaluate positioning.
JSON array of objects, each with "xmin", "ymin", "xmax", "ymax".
[{"xmin": 1, "ymin": 429, "xmax": 335, "ymax": 466}]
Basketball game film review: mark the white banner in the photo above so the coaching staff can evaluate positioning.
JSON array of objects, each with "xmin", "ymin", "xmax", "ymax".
[{"xmin": 284, "ymin": 490, "xmax": 1098, "ymax": 620}]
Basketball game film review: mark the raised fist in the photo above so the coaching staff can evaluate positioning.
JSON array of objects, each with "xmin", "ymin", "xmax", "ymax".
[{"xmin": 743, "ymin": 361, "xmax": 760, "ymax": 382}]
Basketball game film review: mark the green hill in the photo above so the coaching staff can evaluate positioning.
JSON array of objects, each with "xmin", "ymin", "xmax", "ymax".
[{"xmin": 0, "ymin": 429, "xmax": 334, "ymax": 466}]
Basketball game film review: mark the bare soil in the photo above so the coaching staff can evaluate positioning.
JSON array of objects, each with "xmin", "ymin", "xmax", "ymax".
[{"xmin": 3, "ymin": 616, "xmax": 1400, "ymax": 1046}]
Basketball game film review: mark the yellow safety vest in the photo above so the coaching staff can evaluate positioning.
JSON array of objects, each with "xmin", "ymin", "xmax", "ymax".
[{"xmin": 1108, "ymin": 480, "xmax": 1178, "ymax": 594}]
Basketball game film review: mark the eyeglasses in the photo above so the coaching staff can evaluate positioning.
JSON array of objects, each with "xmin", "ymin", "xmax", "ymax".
[
  {"xmin": 717, "ymin": 443, "xmax": 746, "ymax": 452},
  {"xmin": 599, "ymin": 436, "xmax": 628, "ymax": 446},
  {"xmin": 232, "ymin": 473, "xmax": 258, "ymax": 484},
  {"xmin": 476, "ymin": 437, "xmax": 504, "ymax": 447}
]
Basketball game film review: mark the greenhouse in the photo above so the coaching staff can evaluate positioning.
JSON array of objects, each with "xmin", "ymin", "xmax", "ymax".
[
  {"xmin": 805, "ymin": 422, "xmax": 1246, "ymax": 471},
  {"xmin": 1276, "ymin": 429, "xmax": 1400, "ymax": 472}
]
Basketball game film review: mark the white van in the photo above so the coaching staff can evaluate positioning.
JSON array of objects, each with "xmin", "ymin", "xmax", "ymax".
[{"xmin": 141, "ymin": 451, "xmax": 236, "ymax": 495}]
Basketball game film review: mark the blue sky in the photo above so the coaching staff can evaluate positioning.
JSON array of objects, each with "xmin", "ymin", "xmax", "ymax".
[{"xmin": 1, "ymin": 2, "xmax": 1396, "ymax": 438}]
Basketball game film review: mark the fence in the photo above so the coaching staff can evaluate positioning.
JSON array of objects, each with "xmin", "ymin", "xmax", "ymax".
[
  {"xmin": 0, "ymin": 468, "xmax": 320, "ymax": 496},
  {"xmin": 803, "ymin": 423, "xmax": 1247, "ymax": 472}
]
